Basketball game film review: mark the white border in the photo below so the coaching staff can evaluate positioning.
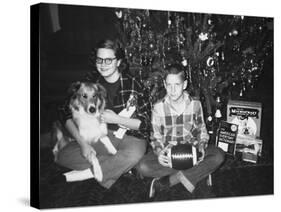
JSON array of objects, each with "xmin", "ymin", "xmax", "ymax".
[{"xmin": 1, "ymin": 0, "xmax": 279, "ymax": 212}]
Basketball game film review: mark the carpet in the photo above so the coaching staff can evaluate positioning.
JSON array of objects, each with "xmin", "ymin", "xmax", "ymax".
[{"xmin": 39, "ymin": 147, "xmax": 218, "ymax": 209}]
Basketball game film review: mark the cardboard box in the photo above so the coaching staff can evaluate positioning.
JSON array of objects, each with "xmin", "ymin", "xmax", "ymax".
[
  {"xmin": 227, "ymin": 100, "xmax": 262, "ymax": 138},
  {"xmin": 236, "ymin": 135, "xmax": 263, "ymax": 156},
  {"xmin": 242, "ymin": 152, "xmax": 258, "ymax": 163},
  {"xmin": 235, "ymin": 135, "xmax": 263, "ymax": 164}
]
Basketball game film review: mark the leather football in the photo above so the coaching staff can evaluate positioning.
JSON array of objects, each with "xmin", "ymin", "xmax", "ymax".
[{"xmin": 167, "ymin": 143, "xmax": 201, "ymax": 170}]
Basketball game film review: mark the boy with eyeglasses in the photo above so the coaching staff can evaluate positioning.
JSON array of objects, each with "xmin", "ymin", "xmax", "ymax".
[{"xmin": 54, "ymin": 39, "xmax": 151, "ymax": 189}]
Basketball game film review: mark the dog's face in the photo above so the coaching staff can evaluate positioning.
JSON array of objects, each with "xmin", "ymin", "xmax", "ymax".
[{"xmin": 68, "ymin": 82, "xmax": 107, "ymax": 116}]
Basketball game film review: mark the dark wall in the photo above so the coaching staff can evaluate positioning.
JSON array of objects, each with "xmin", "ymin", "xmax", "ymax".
[
  {"xmin": 40, "ymin": 3, "xmax": 119, "ymax": 68},
  {"xmin": 40, "ymin": 3, "xmax": 122, "ymax": 133}
]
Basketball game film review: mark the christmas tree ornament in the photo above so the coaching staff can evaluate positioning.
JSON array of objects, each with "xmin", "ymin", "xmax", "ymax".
[
  {"xmin": 206, "ymin": 115, "xmax": 214, "ymax": 135},
  {"xmin": 115, "ymin": 10, "xmax": 123, "ymax": 19},
  {"xmin": 239, "ymin": 89, "xmax": 243, "ymax": 97},
  {"xmin": 182, "ymin": 58, "xmax": 188, "ymax": 67},
  {"xmin": 215, "ymin": 96, "xmax": 222, "ymax": 119},
  {"xmin": 206, "ymin": 56, "xmax": 215, "ymax": 67},
  {"xmin": 232, "ymin": 29, "xmax": 238, "ymax": 36},
  {"xmin": 199, "ymin": 32, "xmax": 208, "ymax": 41},
  {"xmin": 221, "ymin": 51, "xmax": 225, "ymax": 60},
  {"xmin": 215, "ymin": 107, "xmax": 222, "ymax": 119}
]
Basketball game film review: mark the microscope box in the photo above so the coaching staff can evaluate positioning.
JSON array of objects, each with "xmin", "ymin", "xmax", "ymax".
[{"xmin": 227, "ymin": 100, "xmax": 262, "ymax": 138}]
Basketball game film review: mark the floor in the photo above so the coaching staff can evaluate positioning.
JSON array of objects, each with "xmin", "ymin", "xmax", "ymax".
[{"xmin": 38, "ymin": 143, "xmax": 273, "ymax": 209}]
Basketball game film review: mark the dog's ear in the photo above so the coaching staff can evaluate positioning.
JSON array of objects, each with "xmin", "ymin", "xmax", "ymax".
[
  {"xmin": 95, "ymin": 83, "xmax": 107, "ymax": 110},
  {"xmin": 96, "ymin": 83, "xmax": 107, "ymax": 99},
  {"xmin": 67, "ymin": 81, "xmax": 82, "ymax": 96},
  {"xmin": 69, "ymin": 94, "xmax": 80, "ymax": 112}
]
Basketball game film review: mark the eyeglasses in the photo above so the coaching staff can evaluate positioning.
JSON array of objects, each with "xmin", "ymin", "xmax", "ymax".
[{"xmin": 96, "ymin": 57, "xmax": 117, "ymax": 65}]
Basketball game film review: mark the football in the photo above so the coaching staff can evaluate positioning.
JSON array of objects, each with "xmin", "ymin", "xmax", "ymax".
[{"xmin": 167, "ymin": 143, "xmax": 201, "ymax": 170}]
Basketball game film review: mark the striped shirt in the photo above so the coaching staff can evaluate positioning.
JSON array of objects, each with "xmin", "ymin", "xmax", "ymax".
[
  {"xmin": 150, "ymin": 91, "xmax": 209, "ymax": 151},
  {"xmin": 58, "ymin": 71, "xmax": 151, "ymax": 140}
]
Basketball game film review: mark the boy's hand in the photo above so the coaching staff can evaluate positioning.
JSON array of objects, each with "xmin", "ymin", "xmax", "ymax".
[
  {"xmin": 198, "ymin": 143, "xmax": 206, "ymax": 162},
  {"xmin": 101, "ymin": 109, "xmax": 120, "ymax": 124},
  {"xmin": 157, "ymin": 148, "xmax": 171, "ymax": 168}
]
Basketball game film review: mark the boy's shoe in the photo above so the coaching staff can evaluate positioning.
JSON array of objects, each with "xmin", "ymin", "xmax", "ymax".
[{"xmin": 149, "ymin": 176, "xmax": 170, "ymax": 198}]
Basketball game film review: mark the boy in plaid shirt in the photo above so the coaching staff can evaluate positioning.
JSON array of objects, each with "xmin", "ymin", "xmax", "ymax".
[{"xmin": 136, "ymin": 64, "xmax": 225, "ymax": 198}]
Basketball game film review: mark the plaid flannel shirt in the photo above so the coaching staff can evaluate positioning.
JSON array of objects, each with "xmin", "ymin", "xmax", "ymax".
[
  {"xmin": 150, "ymin": 91, "xmax": 209, "ymax": 152},
  {"xmin": 58, "ymin": 71, "xmax": 151, "ymax": 140}
]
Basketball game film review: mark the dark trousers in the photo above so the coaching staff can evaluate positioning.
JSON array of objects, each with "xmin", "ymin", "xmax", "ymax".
[
  {"xmin": 136, "ymin": 145, "xmax": 225, "ymax": 192},
  {"xmin": 56, "ymin": 130, "xmax": 147, "ymax": 188}
]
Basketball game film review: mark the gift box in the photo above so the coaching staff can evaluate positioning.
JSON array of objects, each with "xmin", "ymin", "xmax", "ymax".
[{"xmin": 227, "ymin": 100, "xmax": 262, "ymax": 138}]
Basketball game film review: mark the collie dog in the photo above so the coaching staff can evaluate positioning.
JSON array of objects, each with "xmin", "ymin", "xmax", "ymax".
[{"xmin": 52, "ymin": 81, "xmax": 117, "ymax": 182}]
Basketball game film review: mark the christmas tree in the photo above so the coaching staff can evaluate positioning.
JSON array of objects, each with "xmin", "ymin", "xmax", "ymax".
[{"xmin": 114, "ymin": 8, "xmax": 273, "ymax": 119}]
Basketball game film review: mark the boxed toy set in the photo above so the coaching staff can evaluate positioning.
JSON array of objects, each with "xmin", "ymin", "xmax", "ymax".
[
  {"xmin": 227, "ymin": 100, "xmax": 262, "ymax": 138},
  {"xmin": 216, "ymin": 100, "xmax": 263, "ymax": 163}
]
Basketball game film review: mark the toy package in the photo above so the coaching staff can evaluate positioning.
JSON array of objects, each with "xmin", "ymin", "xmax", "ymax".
[
  {"xmin": 227, "ymin": 100, "xmax": 262, "ymax": 137},
  {"xmin": 227, "ymin": 100, "xmax": 263, "ymax": 163}
]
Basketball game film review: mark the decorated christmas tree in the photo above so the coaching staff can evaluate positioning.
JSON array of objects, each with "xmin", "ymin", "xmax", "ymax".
[{"xmin": 113, "ymin": 8, "xmax": 273, "ymax": 121}]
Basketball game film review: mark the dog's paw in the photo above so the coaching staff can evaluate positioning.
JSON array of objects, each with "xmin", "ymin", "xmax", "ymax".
[
  {"xmin": 108, "ymin": 147, "xmax": 117, "ymax": 155},
  {"xmin": 100, "ymin": 136, "xmax": 117, "ymax": 155},
  {"xmin": 91, "ymin": 157, "xmax": 103, "ymax": 182},
  {"xmin": 93, "ymin": 165, "xmax": 103, "ymax": 182}
]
